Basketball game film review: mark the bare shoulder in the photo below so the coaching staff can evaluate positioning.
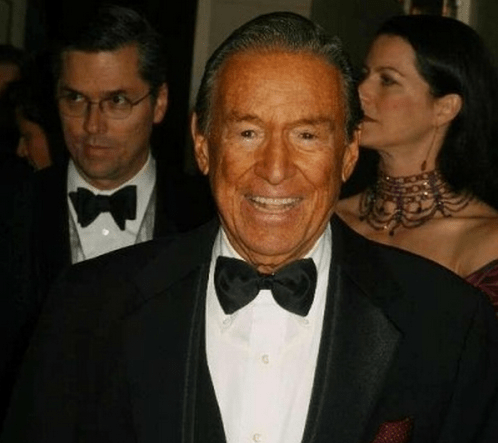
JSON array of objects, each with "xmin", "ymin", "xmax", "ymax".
[{"xmin": 453, "ymin": 200, "xmax": 498, "ymax": 275}]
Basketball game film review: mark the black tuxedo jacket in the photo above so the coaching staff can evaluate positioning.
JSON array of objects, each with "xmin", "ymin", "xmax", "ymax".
[
  {"xmin": 3, "ymin": 216, "xmax": 498, "ymax": 443},
  {"xmin": 31, "ymin": 163, "xmax": 214, "ymax": 300},
  {"xmin": 0, "ymin": 161, "xmax": 214, "ymax": 429}
]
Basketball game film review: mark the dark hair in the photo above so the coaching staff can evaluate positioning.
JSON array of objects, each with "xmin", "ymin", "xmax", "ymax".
[
  {"xmin": 8, "ymin": 54, "xmax": 66, "ymax": 166},
  {"xmin": 377, "ymin": 15, "xmax": 498, "ymax": 206},
  {"xmin": 54, "ymin": 5, "xmax": 166, "ymax": 96},
  {"xmin": 194, "ymin": 11, "xmax": 363, "ymax": 142}
]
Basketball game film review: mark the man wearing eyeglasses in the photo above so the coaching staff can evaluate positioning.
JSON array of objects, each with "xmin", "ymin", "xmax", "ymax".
[
  {"xmin": 55, "ymin": 6, "xmax": 168, "ymax": 264},
  {"xmin": 29, "ymin": 5, "xmax": 212, "ymax": 295},
  {"xmin": 0, "ymin": 5, "xmax": 213, "ymax": 428}
]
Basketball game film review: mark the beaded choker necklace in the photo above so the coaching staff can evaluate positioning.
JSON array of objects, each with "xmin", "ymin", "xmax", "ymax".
[{"xmin": 359, "ymin": 169, "xmax": 472, "ymax": 236}]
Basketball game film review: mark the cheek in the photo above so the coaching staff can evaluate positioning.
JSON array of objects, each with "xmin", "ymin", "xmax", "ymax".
[
  {"xmin": 214, "ymin": 145, "xmax": 253, "ymax": 186},
  {"xmin": 61, "ymin": 118, "xmax": 82, "ymax": 141},
  {"xmin": 386, "ymin": 95, "xmax": 417, "ymax": 116}
]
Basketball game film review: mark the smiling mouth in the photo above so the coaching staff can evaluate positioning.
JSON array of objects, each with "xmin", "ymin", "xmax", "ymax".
[{"xmin": 247, "ymin": 195, "xmax": 302, "ymax": 212}]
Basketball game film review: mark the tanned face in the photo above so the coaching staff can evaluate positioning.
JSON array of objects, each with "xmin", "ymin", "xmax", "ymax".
[{"xmin": 193, "ymin": 50, "xmax": 359, "ymax": 273}]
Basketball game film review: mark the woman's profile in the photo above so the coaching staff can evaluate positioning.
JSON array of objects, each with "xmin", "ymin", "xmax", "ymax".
[{"xmin": 337, "ymin": 15, "xmax": 498, "ymax": 311}]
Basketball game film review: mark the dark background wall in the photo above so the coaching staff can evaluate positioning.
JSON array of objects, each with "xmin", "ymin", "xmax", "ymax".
[{"xmin": 473, "ymin": 0, "xmax": 498, "ymax": 66}]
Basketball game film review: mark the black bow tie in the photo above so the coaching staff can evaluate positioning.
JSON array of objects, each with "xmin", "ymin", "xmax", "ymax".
[
  {"xmin": 69, "ymin": 186, "xmax": 137, "ymax": 231},
  {"xmin": 214, "ymin": 256, "xmax": 317, "ymax": 316}
]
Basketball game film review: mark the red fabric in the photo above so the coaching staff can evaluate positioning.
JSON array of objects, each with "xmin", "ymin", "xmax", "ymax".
[
  {"xmin": 466, "ymin": 259, "xmax": 498, "ymax": 315},
  {"xmin": 371, "ymin": 417, "xmax": 413, "ymax": 443}
]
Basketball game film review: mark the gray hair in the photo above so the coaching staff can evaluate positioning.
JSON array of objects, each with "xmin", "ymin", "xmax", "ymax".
[{"xmin": 194, "ymin": 11, "xmax": 362, "ymax": 141}]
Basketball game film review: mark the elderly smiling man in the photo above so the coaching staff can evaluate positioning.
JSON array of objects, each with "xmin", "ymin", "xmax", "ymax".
[{"xmin": 3, "ymin": 12, "xmax": 498, "ymax": 443}]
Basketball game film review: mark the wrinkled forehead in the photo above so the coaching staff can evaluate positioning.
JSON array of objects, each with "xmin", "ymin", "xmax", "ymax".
[{"xmin": 212, "ymin": 49, "xmax": 347, "ymax": 125}]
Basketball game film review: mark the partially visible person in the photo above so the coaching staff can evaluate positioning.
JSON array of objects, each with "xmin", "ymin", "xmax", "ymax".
[
  {"xmin": 26, "ymin": 4, "xmax": 212, "ymax": 298},
  {"xmin": 0, "ymin": 4, "xmax": 212, "ymax": 430},
  {"xmin": 0, "ymin": 45, "xmax": 26, "ymax": 165},
  {"xmin": 7, "ymin": 53, "xmax": 65, "ymax": 170},
  {"xmin": 3, "ymin": 12, "xmax": 498, "ymax": 443},
  {"xmin": 15, "ymin": 108, "xmax": 51, "ymax": 169},
  {"xmin": 337, "ymin": 15, "xmax": 498, "ymax": 311},
  {"xmin": 0, "ymin": 45, "xmax": 24, "ymax": 94}
]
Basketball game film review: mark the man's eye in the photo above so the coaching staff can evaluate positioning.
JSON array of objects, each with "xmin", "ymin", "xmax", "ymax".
[
  {"xmin": 65, "ymin": 91, "xmax": 84, "ymax": 102},
  {"xmin": 240, "ymin": 129, "xmax": 256, "ymax": 138},
  {"xmin": 109, "ymin": 95, "xmax": 128, "ymax": 106},
  {"xmin": 300, "ymin": 132, "xmax": 316, "ymax": 140}
]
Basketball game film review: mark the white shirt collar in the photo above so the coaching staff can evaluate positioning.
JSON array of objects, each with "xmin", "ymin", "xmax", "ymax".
[
  {"xmin": 67, "ymin": 152, "xmax": 156, "ymax": 230},
  {"xmin": 208, "ymin": 225, "xmax": 332, "ymax": 332}
]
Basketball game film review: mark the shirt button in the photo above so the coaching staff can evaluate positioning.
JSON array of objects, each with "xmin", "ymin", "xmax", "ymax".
[
  {"xmin": 102, "ymin": 228, "xmax": 109, "ymax": 236},
  {"xmin": 261, "ymin": 354, "xmax": 269, "ymax": 364},
  {"xmin": 253, "ymin": 433, "xmax": 262, "ymax": 442}
]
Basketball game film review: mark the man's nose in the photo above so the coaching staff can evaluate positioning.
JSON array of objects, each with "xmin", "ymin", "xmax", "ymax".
[
  {"xmin": 83, "ymin": 102, "xmax": 107, "ymax": 134},
  {"xmin": 254, "ymin": 134, "xmax": 296, "ymax": 184}
]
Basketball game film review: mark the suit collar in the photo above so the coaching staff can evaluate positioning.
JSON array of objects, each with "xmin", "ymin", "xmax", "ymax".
[
  {"xmin": 133, "ymin": 218, "xmax": 219, "ymax": 300},
  {"xmin": 128, "ymin": 215, "xmax": 402, "ymax": 443},
  {"xmin": 301, "ymin": 215, "xmax": 402, "ymax": 443}
]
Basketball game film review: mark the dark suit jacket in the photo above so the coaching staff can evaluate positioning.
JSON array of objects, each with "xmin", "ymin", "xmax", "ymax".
[
  {"xmin": 0, "ymin": 160, "xmax": 214, "ymax": 430},
  {"xmin": 30, "ymin": 163, "xmax": 187, "ymax": 300},
  {"xmin": 2, "ymin": 216, "xmax": 498, "ymax": 443}
]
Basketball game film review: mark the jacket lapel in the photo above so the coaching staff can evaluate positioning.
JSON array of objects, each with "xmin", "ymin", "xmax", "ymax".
[
  {"xmin": 126, "ymin": 216, "xmax": 402, "ymax": 443},
  {"xmin": 302, "ymin": 217, "xmax": 402, "ymax": 443},
  {"xmin": 127, "ymin": 220, "xmax": 225, "ymax": 443}
]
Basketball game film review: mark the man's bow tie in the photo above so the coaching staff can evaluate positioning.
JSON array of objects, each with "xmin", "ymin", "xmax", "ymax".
[
  {"xmin": 214, "ymin": 256, "xmax": 317, "ymax": 316},
  {"xmin": 69, "ymin": 186, "xmax": 137, "ymax": 231}
]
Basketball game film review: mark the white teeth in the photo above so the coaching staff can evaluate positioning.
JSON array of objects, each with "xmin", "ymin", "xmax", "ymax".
[{"xmin": 250, "ymin": 196, "xmax": 298, "ymax": 205}]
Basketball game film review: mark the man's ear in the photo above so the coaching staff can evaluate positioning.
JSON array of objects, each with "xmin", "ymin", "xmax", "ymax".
[
  {"xmin": 153, "ymin": 83, "xmax": 168, "ymax": 123},
  {"xmin": 434, "ymin": 93, "xmax": 462, "ymax": 127},
  {"xmin": 341, "ymin": 127, "xmax": 360, "ymax": 182},
  {"xmin": 191, "ymin": 113, "xmax": 210, "ymax": 175}
]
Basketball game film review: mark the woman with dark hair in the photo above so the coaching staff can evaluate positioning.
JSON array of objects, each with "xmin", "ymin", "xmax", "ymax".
[
  {"xmin": 337, "ymin": 14, "xmax": 498, "ymax": 311},
  {"xmin": 8, "ymin": 53, "xmax": 65, "ymax": 170}
]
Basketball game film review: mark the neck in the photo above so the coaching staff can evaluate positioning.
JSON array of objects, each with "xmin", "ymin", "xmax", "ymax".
[
  {"xmin": 376, "ymin": 151, "xmax": 437, "ymax": 177},
  {"xmin": 374, "ymin": 127, "xmax": 447, "ymax": 176}
]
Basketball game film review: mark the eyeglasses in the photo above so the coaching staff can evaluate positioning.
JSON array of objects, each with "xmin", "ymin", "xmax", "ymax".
[{"xmin": 58, "ymin": 90, "xmax": 153, "ymax": 119}]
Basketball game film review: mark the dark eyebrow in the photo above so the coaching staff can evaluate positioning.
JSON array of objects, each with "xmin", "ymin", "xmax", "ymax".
[
  {"xmin": 293, "ymin": 117, "xmax": 335, "ymax": 127},
  {"xmin": 226, "ymin": 113, "xmax": 335, "ymax": 130},
  {"xmin": 226, "ymin": 112, "xmax": 263, "ymax": 125},
  {"xmin": 373, "ymin": 66, "xmax": 405, "ymax": 78},
  {"xmin": 58, "ymin": 85, "xmax": 129, "ymax": 98}
]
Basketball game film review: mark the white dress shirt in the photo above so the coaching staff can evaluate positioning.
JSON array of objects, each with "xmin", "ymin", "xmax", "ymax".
[
  {"xmin": 206, "ymin": 226, "xmax": 332, "ymax": 443},
  {"xmin": 67, "ymin": 153, "xmax": 156, "ymax": 263}
]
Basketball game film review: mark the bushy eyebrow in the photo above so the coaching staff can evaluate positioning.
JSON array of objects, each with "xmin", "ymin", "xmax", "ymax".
[
  {"xmin": 226, "ymin": 112, "xmax": 262, "ymax": 125},
  {"xmin": 226, "ymin": 112, "xmax": 335, "ymax": 130},
  {"xmin": 291, "ymin": 117, "xmax": 335, "ymax": 130}
]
